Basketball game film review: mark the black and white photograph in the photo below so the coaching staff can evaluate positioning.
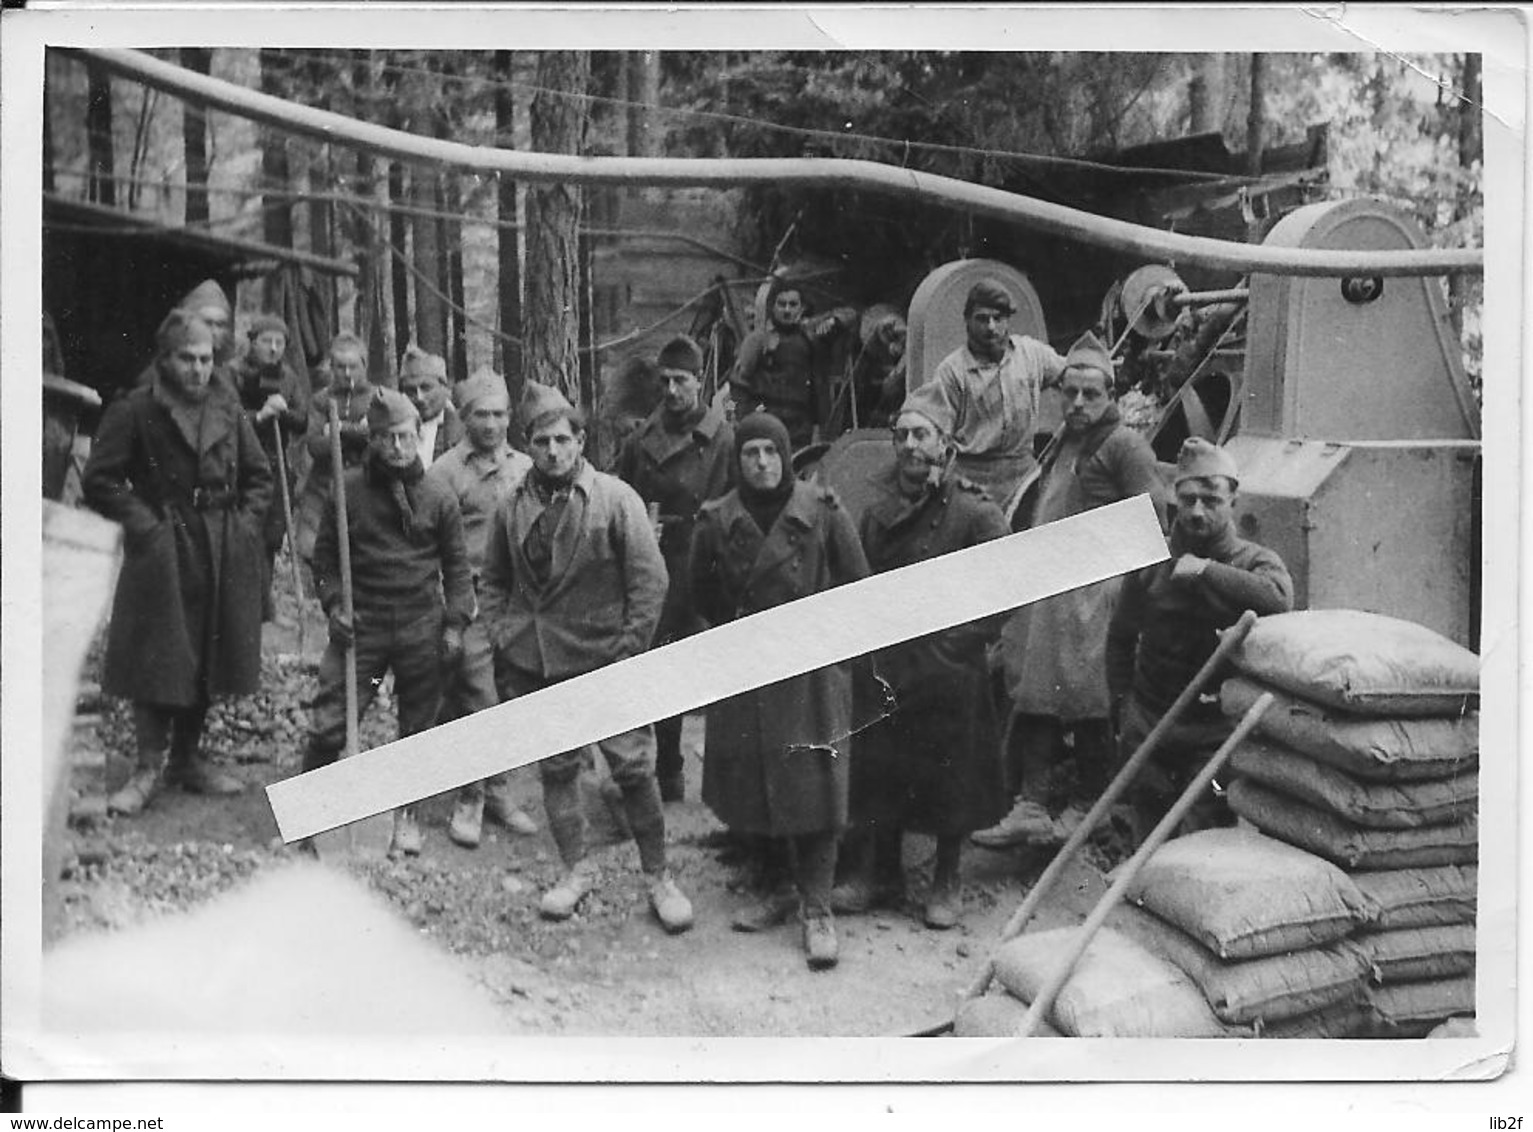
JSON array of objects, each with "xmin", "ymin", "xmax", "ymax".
[{"xmin": 1, "ymin": 2, "xmax": 1524, "ymax": 1111}]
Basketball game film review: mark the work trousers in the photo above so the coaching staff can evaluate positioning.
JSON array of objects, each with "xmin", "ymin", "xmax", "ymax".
[
  {"xmin": 654, "ymin": 714, "xmax": 685, "ymax": 785},
  {"xmin": 494, "ymin": 660, "xmax": 667, "ymax": 874},
  {"xmin": 438, "ymin": 619, "xmax": 510, "ymax": 804},
  {"xmin": 1011, "ymin": 713, "xmax": 1115, "ymax": 807},
  {"xmin": 132, "ymin": 700, "xmax": 209, "ymax": 771},
  {"xmin": 1116, "ymin": 696, "xmax": 1233, "ymax": 837},
  {"xmin": 305, "ymin": 600, "xmax": 445, "ymax": 770}
]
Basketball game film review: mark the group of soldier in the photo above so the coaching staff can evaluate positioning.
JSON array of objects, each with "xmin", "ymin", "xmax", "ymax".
[{"xmin": 80, "ymin": 272, "xmax": 1293, "ymax": 973}]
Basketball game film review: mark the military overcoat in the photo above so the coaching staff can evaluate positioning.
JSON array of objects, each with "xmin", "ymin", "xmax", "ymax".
[
  {"xmin": 83, "ymin": 376, "xmax": 273, "ymax": 706},
  {"xmin": 688, "ymin": 479, "xmax": 870, "ymax": 837}
]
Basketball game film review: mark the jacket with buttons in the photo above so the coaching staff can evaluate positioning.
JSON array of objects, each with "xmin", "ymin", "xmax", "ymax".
[{"xmin": 687, "ymin": 478, "xmax": 871, "ymax": 836}]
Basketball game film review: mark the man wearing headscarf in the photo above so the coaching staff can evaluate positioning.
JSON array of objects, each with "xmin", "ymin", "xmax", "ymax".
[
  {"xmin": 729, "ymin": 279, "xmax": 856, "ymax": 450},
  {"xmin": 688, "ymin": 411, "xmax": 870, "ymax": 969},
  {"xmin": 922, "ymin": 278, "xmax": 1067, "ymax": 515},
  {"xmin": 974, "ymin": 331, "xmax": 1167, "ymax": 850},
  {"xmin": 426, "ymin": 369, "xmax": 539, "ymax": 848},
  {"xmin": 835, "ymin": 384, "xmax": 1010, "ymax": 930},
  {"xmin": 614, "ymin": 334, "xmax": 736, "ymax": 802},
  {"xmin": 305, "ymin": 386, "xmax": 474, "ymax": 859},
  {"xmin": 295, "ymin": 333, "xmax": 378, "ymax": 562},
  {"xmin": 84, "ymin": 309, "xmax": 273, "ymax": 815},
  {"xmin": 479, "ymin": 387, "xmax": 694, "ymax": 936},
  {"xmin": 1106, "ymin": 437, "xmax": 1294, "ymax": 839},
  {"xmin": 398, "ymin": 346, "xmax": 464, "ymax": 469},
  {"xmin": 229, "ymin": 313, "xmax": 312, "ymax": 620}
]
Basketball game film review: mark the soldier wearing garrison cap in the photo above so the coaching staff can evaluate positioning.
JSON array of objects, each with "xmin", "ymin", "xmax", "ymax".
[
  {"xmin": 306, "ymin": 384, "xmax": 473, "ymax": 859},
  {"xmin": 921, "ymin": 278, "xmax": 1068, "ymax": 516},
  {"xmin": 84, "ymin": 308, "xmax": 273, "ymax": 816},
  {"xmin": 229, "ymin": 311, "xmax": 311, "ymax": 619},
  {"xmin": 1105, "ymin": 436, "xmax": 1294, "ymax": 840},
  {"xmin": 974, "ymin": 329, "xmax": 1167, "ymax": 852},
  {"xmin": 425, "ymin": 368, "xmax": 540, "ymax": 848},
  {"xmin": 835, "ymin": 382, "xmax": 1011, "ymax": 931},
  {"xmin": 615, "ymin": 334, "xmax": 736, "ymax": 801}
]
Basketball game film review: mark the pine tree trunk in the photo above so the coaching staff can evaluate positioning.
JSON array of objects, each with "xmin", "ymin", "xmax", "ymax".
[
  {"xmin": 259, "ymin": 50, "xmax": 294, "ymax": 312},
  {"xmin": 86, "ymin": 61, "xmax": 115, "ymax": 206},
  {"xmin": 1246, "ymin": 53, "xmax": 1266, "ymax": 177},
  {"xmin": 494, "ymin": 49, "xmax": 523, "ymax": 394},
  {"xmin": 411, "ymin": 162, "xmax": 447, "ymax": 356},
  {"xmin": 350, "ymin": 50, "xmax": 390, "ymax": 365},
  {"xmin": 1448, "ymin": 52, "xmax": 1483, "ymax": 339},
  {"xmin": 523, "ymin": 50, "xmax": 589, "ymax": 404},
  {"xmin": 445, "ymin": 170, "xmax": 468, "ymax": 382},
  {"xmin": 389, "ymin": 159, "xmax": 412, "ymax": 361},
  {"xmin": 181, "ymin": 48, "xmax": 213, "ymax": 224},
  {"xmin": 1188, "ymin": 53, "xmax": 1223, "ymax": 134},
  {"xmin": 628, "ymin": 51, "xmax": 661, "ymax": 158},
  {"xmin": 43, "ymin": 70, "xmax": 56, "ymax": 194}
]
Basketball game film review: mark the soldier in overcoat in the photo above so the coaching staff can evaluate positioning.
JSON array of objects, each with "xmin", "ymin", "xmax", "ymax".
[
  {"xmin": 688, "ymin": 411, "xmax": 871, "ymax": 969},
  {"xmin": 838, "ymin": 384, "xmax": 1010, "ymax": 930},
  {"xmin": 84, "ymin": 309, "xmax": 273, "ymax": 815},
  {"xmin": 614, "ymin": 334, "xmax": 735, "ymax": 801},
  {"xmin": 294, "ymin": 333, "xmax": 377, "ymax": 562}
]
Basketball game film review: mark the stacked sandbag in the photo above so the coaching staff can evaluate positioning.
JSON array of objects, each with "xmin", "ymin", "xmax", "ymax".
[
  {"xmin": 1114, "ymin": 827, "xmax": 1379, "ymax": 1037},
  {"xmin": 976, "ymin": 924, "xmax": 1248, "ymax": 1037},
  {"xmin": 1218, "ymin": 610, "xmax": 1480, "ymax": 1037}
]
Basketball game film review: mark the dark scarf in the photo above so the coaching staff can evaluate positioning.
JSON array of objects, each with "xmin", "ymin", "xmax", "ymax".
[
  {"xmin": 366, "ymin": 448, "xmax": 426, "ymax": 538},
  {"xmin": 733, "ymin": 413, "xmax": 795, "ymax": 536},
  {"xmin": 523, "ymin": 458, "xmax": 584, "ymax": 586}
]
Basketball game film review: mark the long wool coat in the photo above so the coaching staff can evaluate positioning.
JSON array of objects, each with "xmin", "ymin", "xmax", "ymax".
[
  {"xmin": 852, "ymin": 464, "xmax": 1011, "ymax": 835},
  {"xmin": 1004, "ymin": 408, "xmax": 1166, "ymax": 718},
  {"xmin": 614, "ymin": 404, "xmax": 735, "ymax": 644},
  {"xmin": 83, "ymin": 376, "xmax": 273, "ymax": 707},
  {"xmin": 688, "ymin": 479, "xmax": 870, "ymax": 837}
]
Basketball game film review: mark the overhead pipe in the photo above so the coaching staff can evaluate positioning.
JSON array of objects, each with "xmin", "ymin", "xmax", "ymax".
[{"xmin": 71, "ymin": 47, "xmax": 1484, "ymax": 280}]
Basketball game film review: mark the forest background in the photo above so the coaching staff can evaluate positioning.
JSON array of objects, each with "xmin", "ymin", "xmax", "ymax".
[{"xmin": 43, "ymin": 49, "xmax": 1484, "ymax": 419}]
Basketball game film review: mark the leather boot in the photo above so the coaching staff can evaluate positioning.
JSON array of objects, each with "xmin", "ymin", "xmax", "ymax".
[
  {"xmin": 110, "ymin": 705, "xmax": 171, "ymax": 816},
  {"xmin": 448, "ymin": 790, "xmax": 484, "ymax": 848},
  {"xmin": 484, "ymin": 776, "xmax": 538, "ymax": 835},
  {"xmin": 165, "ymin": 704, "xmax": 240, "ymax": 795},
  {"xmin": 801, "ymin": 907, "xmax": 840, "ymax": 970},
  {"xmin": 388, "ymin": 806, "xmax": 423, "ymax": 858},
  {"xmin": 654, "ymin": 715, "xmax": 685, "ymax": 802}
]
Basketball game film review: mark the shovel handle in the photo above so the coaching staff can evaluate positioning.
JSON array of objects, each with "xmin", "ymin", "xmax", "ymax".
[
  {"xmin": 1014, "ymin": 691, "xmax": 1273, "ymax": 1037},
  {"xmin": 270, "ymin": 418, "xmax": 307, "ymax": 650},
  {"xmin": 962, "ymin": 608, "xmax": 1260, "ymax": 1004},
  {"xmin": 328, "ymin": 399, "xmax": 359, "ymax": 760}
]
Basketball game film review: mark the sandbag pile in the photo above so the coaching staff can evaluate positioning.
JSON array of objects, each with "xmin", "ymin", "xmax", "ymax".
[
  {"xmin": 1114, "ymin": 827, "xmax": 1379, "ymax": 1037},
  {"xmin": 1219, "ymin": 610, "xmax": 1480, "ymax": 1037}
]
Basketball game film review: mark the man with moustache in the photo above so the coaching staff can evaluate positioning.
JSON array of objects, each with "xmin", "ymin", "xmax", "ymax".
[
  {"xmin": 924, "ymin": 279, "xmax": 1067, "ymax": 515},
  {"xmin": 478, "ymin": 387, "xmax": 693, "ymax": 935},
  {"xmin": 837, "ymin": 384, "xmax": 1010, "ymax": 930},
  {"xmin": 426, "ymin": 369, "xmax": 541, "ymax": 848},
  {"xmin": 1106, "ymin": 438, "xmax": 1294, "ymax": 839},
  {"xmin": 84, "ymin": 309, "xmax": 272, "ymax": 815},
  {"xmin": 973, "ymin": 330, "xmax": 1166, "ymax": 850},
  {"xmin": 614, "ymin": 335, "xmax": 735, "ymax": 802}
]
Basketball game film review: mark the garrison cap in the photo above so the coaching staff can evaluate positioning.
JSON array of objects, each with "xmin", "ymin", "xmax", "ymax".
[
  {"xmin": 898, "ymin": 383, "xmax": 956, "ymax": 437},
  {"xmin": 367, "ymin": 386, "xmax": 421, "ymax": 433},
  {"xmin": 1174, "ymin": 437, "xmax": 1239, "ymax": 488}
]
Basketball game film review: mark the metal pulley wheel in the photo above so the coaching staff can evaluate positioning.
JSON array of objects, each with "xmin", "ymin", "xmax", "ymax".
[{"xmin": 1119, "ymin": 264, "xmax": 1187, "ymax": 342}]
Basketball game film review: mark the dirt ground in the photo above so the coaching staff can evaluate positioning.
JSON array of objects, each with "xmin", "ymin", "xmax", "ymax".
[{"xmin": 52, "ymin": 555, "xmax": 1110, "ymax": 1039}]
